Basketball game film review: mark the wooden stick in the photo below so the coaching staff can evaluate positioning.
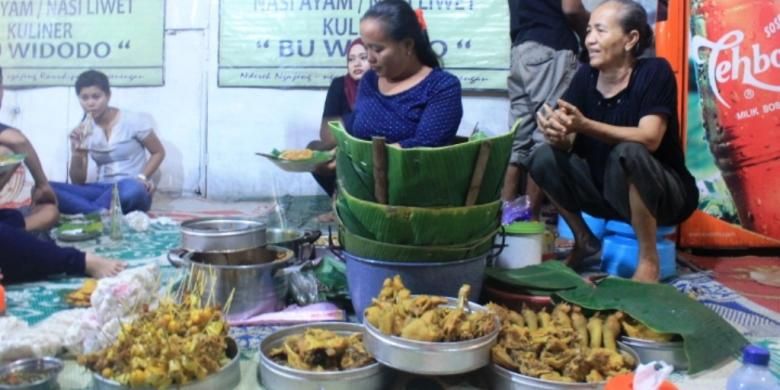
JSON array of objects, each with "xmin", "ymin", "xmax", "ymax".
[
  {"xmin": 372, "ymin": 137, "xmax": 388, "ymax": 204},
  {"xmin": 465, "ymin": 141, "xmax": 492, "ymax": 206}
]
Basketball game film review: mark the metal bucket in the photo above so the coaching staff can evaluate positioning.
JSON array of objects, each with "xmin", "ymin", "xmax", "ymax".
[
  {"xmin": 258, "ymin": 322, "xmax": 390, "ymax": 390},
  {"xmin": 180, "ymin": 217, "xmax": 267, "ymax": 253},
  {"xmin": 168, "ymin": 246, "xmax": 293, "ymax": 321},
  {"xmin": 619, "ymin": 337, "xmax": 688, "ymax": 370},
  {"xmin": 343, "ymin": 251, "xmax": 488, "ymax": 322}
]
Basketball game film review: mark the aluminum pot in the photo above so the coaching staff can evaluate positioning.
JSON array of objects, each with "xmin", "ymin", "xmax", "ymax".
[
  {"xmin": 168, "ymin": 246, "xmax": 293, "ymax": 321},
  {"xmin": 0, "ymin": 357, "xmax": 63, "ymax": 390},
  {"xmin": 266, "ymin": 228, "xmax": 321, "ymax": 261},
  {"xmin": 258, "ymin": 322, "xmax": 390, "ymax": 390},
  {"xmin": 488, "ymin": 345, "xmax": 640, "ymax": 389},
  {"xmin": 362, "ymin": 298, "xmax": 499, "ymax": 376},
  {"xmin": 92, "ymin": 338, "xmax": 240, "ymax": 390},
  {"xmin": 180, "ymin": 217, "xmax": 266, "ymax": 253},
  {"xmin": 618, "ymin": 336, "xmax": 688, "ymax": 370}
]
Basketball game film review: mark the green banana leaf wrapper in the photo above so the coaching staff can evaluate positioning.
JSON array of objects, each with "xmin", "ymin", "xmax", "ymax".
[
  {"xmin": 336, "ymin": 187, "xmax": 501, "ymax": 245},
  {"xmin": 338, "ymin": 222, "xmax": 498, "ymax": 262},
  {"xmin": 556, "ymin": 278, "xmax": 748, "ymax": 375},
  {"xmin": 257, "ymin": 148, "xmax": 335, "ymax": 173},
  {"xmin": 330, "ymin": 121, "xmax": 517, "ymax": 207},
  {"xmin": 485, "ymin": 261, "xmax": 590, "ymax": 295}
]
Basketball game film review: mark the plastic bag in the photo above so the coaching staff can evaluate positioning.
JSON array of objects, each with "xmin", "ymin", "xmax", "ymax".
[
  {"xmin": 502, "ymin": 195, "xmax": 532, "ymax": 225},
  {"xmin": 313, "ymin": 256, "xmax": 349, "ymax": 301}
]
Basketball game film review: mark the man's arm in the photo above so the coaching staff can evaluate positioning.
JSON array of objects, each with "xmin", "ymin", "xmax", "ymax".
[{"xmin": 562, "ymin": 0, "xmax": 590, "ymax": 43}]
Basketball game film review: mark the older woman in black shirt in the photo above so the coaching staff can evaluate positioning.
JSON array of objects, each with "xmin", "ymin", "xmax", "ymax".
[{"xmin": 530, "ymin": 0, "xmax": 697, "ymax": 282}]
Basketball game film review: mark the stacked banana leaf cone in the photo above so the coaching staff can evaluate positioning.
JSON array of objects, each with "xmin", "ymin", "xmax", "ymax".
[{"xmin": 329, "ymin": 121, "xmax": 517, "ymax": 262}]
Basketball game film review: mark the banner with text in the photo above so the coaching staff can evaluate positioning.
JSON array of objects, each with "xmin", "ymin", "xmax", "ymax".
[
  {"xmin": 0, "ymin": 0, "xmax": 165, "ymax": 87},
  {"xmin": 218, "ymin": 0, "xmax": 509, "ymax": 90}
]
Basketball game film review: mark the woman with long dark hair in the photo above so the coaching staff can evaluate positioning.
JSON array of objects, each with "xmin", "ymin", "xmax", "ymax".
[{"xmin": 346, "ymin": 0, "xmax": 463, "ymax": 147}]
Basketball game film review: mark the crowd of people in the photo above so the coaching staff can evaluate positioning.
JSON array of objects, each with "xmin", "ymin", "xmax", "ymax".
[{"xmin": 0, "ymin": 0, "xmax": 697, "ymax": 284}]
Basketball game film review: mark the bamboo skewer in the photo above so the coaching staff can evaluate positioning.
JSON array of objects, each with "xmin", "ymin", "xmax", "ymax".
[{"xmin": 465, "ymin": 141, "xmax": 492, "ymax": 206}]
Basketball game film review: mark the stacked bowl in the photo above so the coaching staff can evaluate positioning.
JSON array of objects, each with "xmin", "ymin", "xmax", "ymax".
[{"xmin": 328, "ymin": 121, "xmax": 516, "ymax": 318}]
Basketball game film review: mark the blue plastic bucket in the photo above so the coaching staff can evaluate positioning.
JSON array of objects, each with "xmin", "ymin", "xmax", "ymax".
[
  {"xmin": 601, "ymin": 235, "xmax": 677, "ymax": 280},
  {"xmin": 557, "ymin": 212, "xmax": 607, "ymax": 240},
  {"xmin": 604, "ymin": 220, "xmax": 676, "ymax": 240},
  {"xmin": 344, "ymin": 251, "xmax": 487, "ymax": 321}
]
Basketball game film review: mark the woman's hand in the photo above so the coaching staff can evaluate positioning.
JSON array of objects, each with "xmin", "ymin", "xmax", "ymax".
[
  {"xmin": 69, "ymin": 123, "xmax": 89, "ymax": 152},
  {"xmin": 556, "ymin": 99, "xmax": 589, "ymax": 134},
  {"xmin": 537, "ymin": 104, "xmax": 570, "ymax": 148},
  {"xmin": 137, "ymin": 176, "xmax": 155, "ymax": 194},
  {"xmin": 31, "ymin": 183, "xmax": 57, "ymax": 206}
]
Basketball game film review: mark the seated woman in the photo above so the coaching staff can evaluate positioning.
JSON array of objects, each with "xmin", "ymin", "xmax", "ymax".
[
  {"xmin": 529, "ymin": 0, "xmax": 698, "ymax": 282},
  {"xmin": 346, "ymin": 0, "xmax": 463, "ymax": 147},
  {"xmin": 0, "ymin": 67, "xmax": 125, "ymax": 283},
  {"xmin": 51, "ymin": 70, "xmax": 166, "ymax": 215},
  {"xmin": 308, "ymin": 38, "xmax": 369, "ymax": 197}
]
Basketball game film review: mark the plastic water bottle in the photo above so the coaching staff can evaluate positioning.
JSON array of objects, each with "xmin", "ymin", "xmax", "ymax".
[
  {"xmin": 727, "ymin": 345, "xmax": 780, "ymax": 390},
  {"xmin": 109, "ymin": 183, "xmax": 123, "ymax": 241}
]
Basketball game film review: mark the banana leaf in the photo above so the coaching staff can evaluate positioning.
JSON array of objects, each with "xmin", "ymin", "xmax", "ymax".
[
  {"xmin": 485, "ymin": 261, "xmax": 590, "ymax": 292},
  {"xmin": 330, "ymin": 121, "xmax": 517, "ymax": 207},
  {"xmin": 336, "ymin": 187, "xmax": 500, "ymax": 245},
  {"xmin": 338, "ymin": 223, "xmax": 498, "ymax": 262},
  {"xmin": 556, "ymin": 278, "xmax": 748, "ymax": 374}
]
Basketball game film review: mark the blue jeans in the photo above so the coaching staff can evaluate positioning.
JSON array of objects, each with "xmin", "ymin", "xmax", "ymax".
[
  {"xmin": 0, "ymin": 209, "xmax": 85, "ymax": 283},
  {"xmin": 50, "ymin": 178, "xmax": 152, "ymax": 215}
]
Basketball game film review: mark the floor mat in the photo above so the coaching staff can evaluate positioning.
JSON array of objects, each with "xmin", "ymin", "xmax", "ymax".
[{"xmin": 678, "ymin": 252, "xmax": 780, "ymax": 313}]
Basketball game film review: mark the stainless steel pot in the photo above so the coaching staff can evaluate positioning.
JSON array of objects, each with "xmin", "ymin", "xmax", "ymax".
[
  {"xmin": 92, "ymin": 338, "xmax": 240, "ymax": 390},
  {"xmin": 266, "ymin": 228, "xmax": 321, "ymax": 261},
  {"xmin": 168, "ymin": 246, "xmax": 293, "ymax": 321},
  {"xmin": 0, "ymin": 357, "xmax": 63, "ymax": 390},
  {"xmin": 488, "ymin": 345, "xmax": 640, "ymax": 389},
  {"xmin": 618, "ymin": 336, "xmax": 688, "ymax": 370},
  {"xmin": 258, "ymin": 322, "xmax": 390, "ymax": 390},
  {"xmin": 180, "ymin": 217, "xmax": 267, "ymax": 253},
  {"xmin": 362, "ymin": 298, "xmax": 499, "ymax": 376}
]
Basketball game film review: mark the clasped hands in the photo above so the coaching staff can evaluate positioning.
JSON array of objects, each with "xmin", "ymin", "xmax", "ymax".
[{"xmin": 536, "ymin": 99, "xmax": 588, "ymax": 149}]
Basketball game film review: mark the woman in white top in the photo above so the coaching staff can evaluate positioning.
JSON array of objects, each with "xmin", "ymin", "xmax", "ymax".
[{"xmin": 51, "ymin": 70, "xmax": 166, "ymax": 214}]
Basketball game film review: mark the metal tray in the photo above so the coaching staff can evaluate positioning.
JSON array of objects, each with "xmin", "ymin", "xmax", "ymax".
[
  {"xmin": 619, "ymin": 336, "xmax": 688, "ymax": 370},
  {"xmin": 362, "ymin": 298, "xmax": 499, "ymax": 376},
  {"xmin": 488, "ymin": 345, "xmax": 640, "ymax": 389},
  {"xmin": 91, "ymin": 338, "xmax": 240, "ymax": 390},
  {"xmin": 258, "ymin": 322, "xmax": 389, "ymax": 390}
]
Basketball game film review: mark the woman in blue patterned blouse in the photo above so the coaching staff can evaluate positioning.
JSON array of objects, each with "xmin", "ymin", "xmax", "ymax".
[{"xmin": 346, "ymin": 0, "xmax": 463, "ymax": 148}]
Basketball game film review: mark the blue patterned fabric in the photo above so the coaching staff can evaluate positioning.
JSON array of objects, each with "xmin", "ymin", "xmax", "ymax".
[{"xmin": 346, "ymin": 68, "xmax": 463, "ymax": 148}]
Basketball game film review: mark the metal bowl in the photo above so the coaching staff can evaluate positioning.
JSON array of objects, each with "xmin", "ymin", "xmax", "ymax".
[
  {"xmin": 488, "ymin": 345, "xmax": 640, "ymax": 389},
  {"xmin": 258, "ymin": 322, "xmax": 390, "ymax": 390},
  {"xmin": 180, "ymin": 217, "xmax": 266, "ymax": 253},
  {"xmin": 362, "ymin": 298, "xmax": 500, "ymax": 376},
  {"xmin": 618, "ymin": 336, "xmax": 687, "ymax": 370},
  {"xmin": 0, "ymin": 357, "xmax": 63, "ymax": 390},
  {"xmin": 91, "ymin": 338, "xmax": 241, "ymax": 390}
]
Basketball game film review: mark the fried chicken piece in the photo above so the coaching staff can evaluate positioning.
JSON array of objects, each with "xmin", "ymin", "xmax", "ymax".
[
  {"xmin": 571, "ymin": 306, "xmax": 589, "ymax": 349},
  {"xmin": 539, "ymin": 308, "xmax": 554, "ymax": 330},
  {"xmin": 603, "ymin": 312, "xmax": 623, "ymax": 352},
  {"xmin": 521, "ymin": 305, "xmax": 539, "ymax": 331},
  {"xmin": 540, "ymin": 338, "xmax": 578, "ymax": 370},
  {"xmin": 552, "ymin": 303, "xmax": 573, "ymax": 329},
  {"xmin": 587, "ymin": 313, "xmax": 603, "ymax": 349},
  {"xmin": 621, "ymin": 317, "xmax": 675, "ymax": 342}
]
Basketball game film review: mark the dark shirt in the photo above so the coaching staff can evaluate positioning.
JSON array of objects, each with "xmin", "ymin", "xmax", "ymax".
[
  {"xmin": 563, "ymin": 58, "xmax": 696, "ymax": 197},
  {"xmin": 508, "ymin": 0, "xmax": 579, "ymax": 52},
  {"xmin": 346, "ymin": 68, "xmax": 463, "ymax": 148},
  {"xmin": 0, "ymin": 123, "xmax": 10, "ymax": 132},
  {"xmin": 322, "ymin": 76, "xmax": 352, "ymax": 119}
]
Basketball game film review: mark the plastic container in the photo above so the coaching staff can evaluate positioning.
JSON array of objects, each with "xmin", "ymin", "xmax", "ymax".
[
  {"xmin": 557, "ymin": 212, "xmax": 607, "ymax": 240},
  {"xmin": 726, "ymin": 345, "xmax": 780, "ymax": 390},
  {"xmin": 343, "ymin": 251, "xmax": 486, "ymax": 322},
  {"xmin": 601, "ymin": 221, "xmax": 678, "ymax": 280},
  {"xmin": 496, "ymin": 222, "xmax": 545, "ymax": 269}
]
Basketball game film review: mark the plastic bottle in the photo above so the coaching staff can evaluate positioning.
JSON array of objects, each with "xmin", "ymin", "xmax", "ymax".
[
  {"xmin": 726, "ymin": 345, "xmax": 780, "ymax": 390},
  {"xmin": 109, "ymin": 183, "xmax": 123, "ymax": 241}
]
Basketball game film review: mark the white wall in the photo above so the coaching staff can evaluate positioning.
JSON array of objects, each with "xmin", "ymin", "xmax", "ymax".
[{"xmin": 0, "ymin": 0, "xmax": 509, "ymax": 200}]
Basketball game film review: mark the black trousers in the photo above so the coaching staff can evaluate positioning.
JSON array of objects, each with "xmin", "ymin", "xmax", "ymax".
[{"xmin": 528, "ymin": 142, "xmax": 696, "ymax": 226}]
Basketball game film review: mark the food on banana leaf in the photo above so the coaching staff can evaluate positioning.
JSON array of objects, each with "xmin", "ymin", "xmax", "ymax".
[
  {"xmin": 279, "ymin": 149, "xmax": 314, "ymax": 160},
  {"xmin": 268, "ymin": 328, "xmax": 374, "ymax": 371},
  {"xmin": 487, "ymin": 303, "xmax": 637, "ymax": 383},
  {"xmin": 364, "ymin": 275, "xmax": 496, "ymax": 342},
  {"xmin": 78, "ymin": 293, "xmax": 230, "ymax": 389}
]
